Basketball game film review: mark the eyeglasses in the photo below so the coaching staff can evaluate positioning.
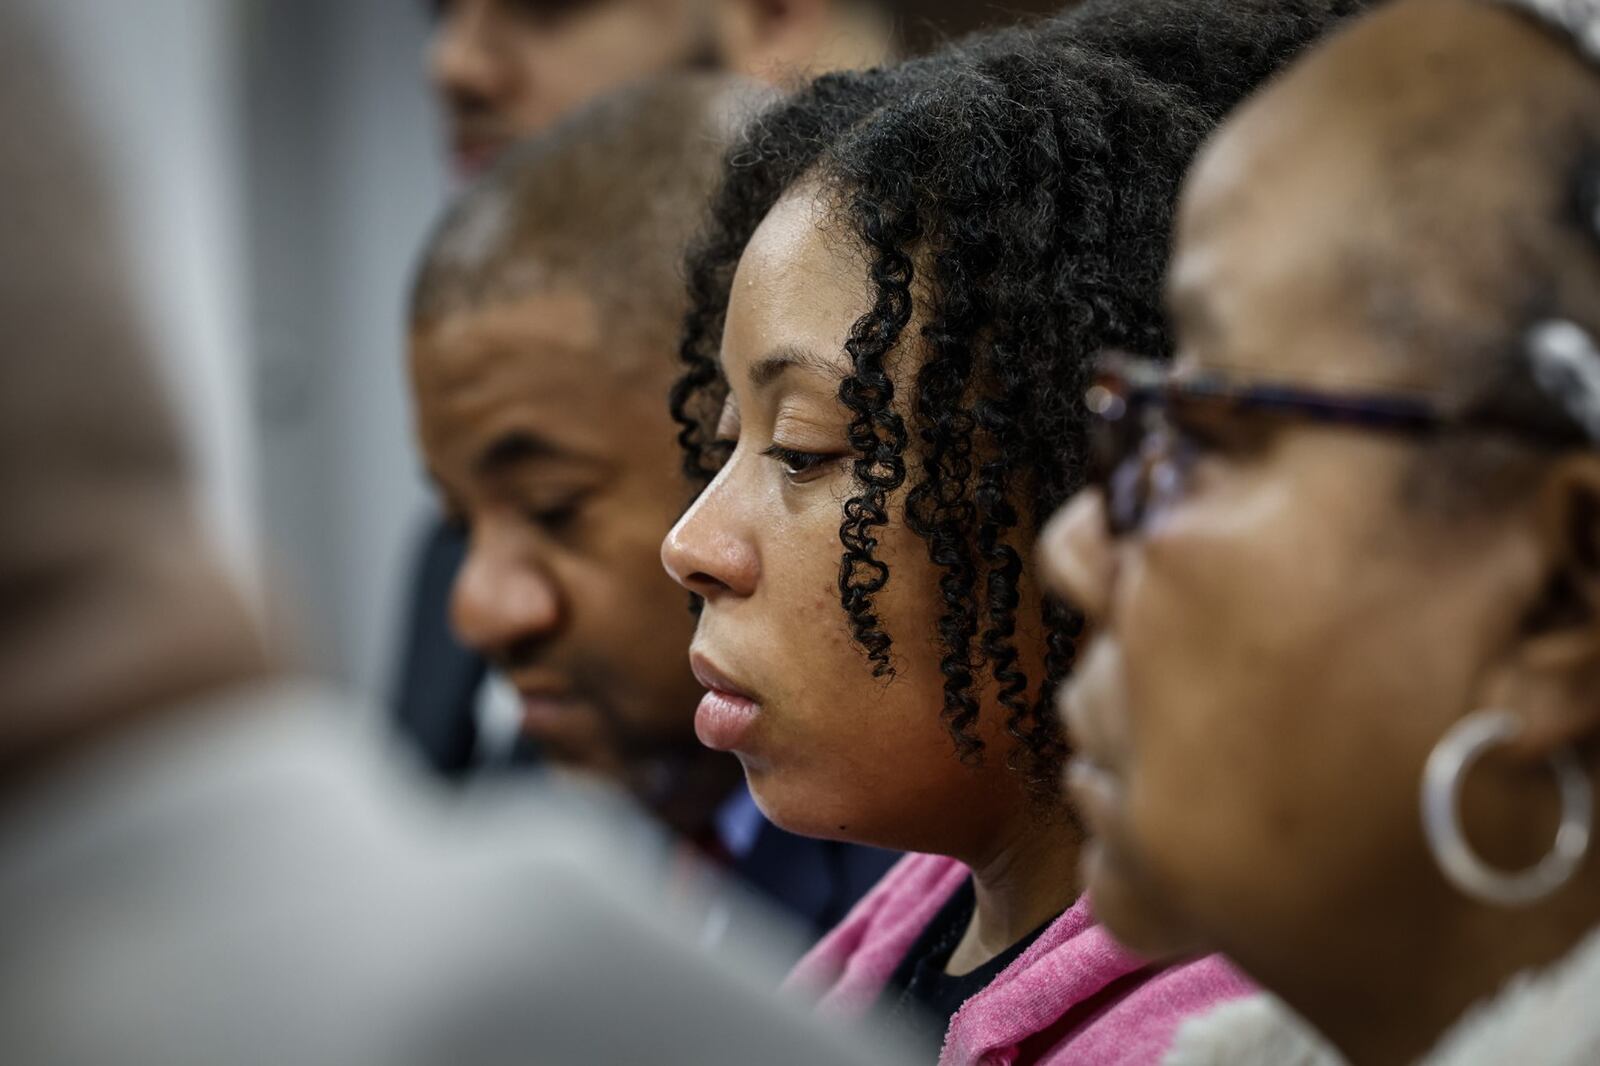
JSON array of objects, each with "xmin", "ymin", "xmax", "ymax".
[{"xmin": 1085, "ymin": 352, "xmax": 1581, "ymax": 537}]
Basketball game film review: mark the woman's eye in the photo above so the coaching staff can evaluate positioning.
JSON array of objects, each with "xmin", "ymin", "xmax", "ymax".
[
  {"xmin": 1166, "ymin": 404, "xmax": 1254, "ymax": 457},
  {"xmin": 762, "ymin": 444, "xmax": 838, "ymax": 483},
  {"xmin": 1167, "ymin": 424, "xmax": 1216, "ymax": 461}
]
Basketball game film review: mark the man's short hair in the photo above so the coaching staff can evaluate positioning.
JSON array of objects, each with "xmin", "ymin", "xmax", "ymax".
[{"xmin": 410, "ymin": 72, "xmax": 757, "ymax": 356}]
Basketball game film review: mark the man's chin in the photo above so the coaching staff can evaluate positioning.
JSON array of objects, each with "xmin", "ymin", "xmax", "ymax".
[
  {"xmin": 532, "ymin": 732, "xmax": 740, "ymax": 822},
  {"xmin": 536, "ymin": 744, "xmax": 628, "ymax": 783}
]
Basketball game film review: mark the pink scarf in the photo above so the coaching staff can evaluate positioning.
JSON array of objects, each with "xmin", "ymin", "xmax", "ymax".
[{"xmin": 786, "ymin": 853, "xmax": 1251, "ymax": 1066}]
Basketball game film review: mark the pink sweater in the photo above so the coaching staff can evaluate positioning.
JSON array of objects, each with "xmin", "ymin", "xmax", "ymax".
[{"xmin": 786, "ymin": 853, "xmax": 1251, "ymax": 1066}]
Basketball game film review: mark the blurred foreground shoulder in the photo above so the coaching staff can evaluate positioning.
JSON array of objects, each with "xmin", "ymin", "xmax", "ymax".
[{"xmin": 0, "ymin": 678, "xmax": 914, "ymax": 1066}]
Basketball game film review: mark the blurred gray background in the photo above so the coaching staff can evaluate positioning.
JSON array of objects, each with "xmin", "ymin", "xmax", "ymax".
[{"xmin": 32, "ymin": 0, "xmax": 447, "ymax": 701}]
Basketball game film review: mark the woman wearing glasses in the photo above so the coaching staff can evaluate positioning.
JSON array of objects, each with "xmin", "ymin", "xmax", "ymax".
[
  {"xmin": 659, "ymin": 1, "xmax": 1367, "ymax": 1061},
  {"xmin": 1044, "ymin": 1, "xmax": 1600, "ymax": 1063}
]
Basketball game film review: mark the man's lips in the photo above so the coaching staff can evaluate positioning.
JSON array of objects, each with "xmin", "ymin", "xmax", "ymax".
[
  {"xmin": 518, "ymin": 691, "xmax": 575, "ymax": 728},
  {"xmin": 449, "ymin": 133, "xmax": 510, "ymax": 177},
  {"xmin": 507, "ymin": 681, "xmax": 592, "ymax": 737}
]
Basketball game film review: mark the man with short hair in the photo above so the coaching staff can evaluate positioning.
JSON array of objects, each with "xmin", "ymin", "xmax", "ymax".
[
  {"xmin": 406, "ymin": 74, "xmax": 897, "ymax": 937},
  {"xmin": 427, "ymin": 0, "xmax": 1065, "ymax": 177}
]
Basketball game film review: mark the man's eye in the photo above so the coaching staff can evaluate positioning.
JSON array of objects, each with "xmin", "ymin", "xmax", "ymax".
[
  {"xmin": 762, "ymin": 444, "xmax": 838, "ymax": 484},
  {"xmin": 524, "ymin": 501, "xmax": 582, "ymax": 533},
  {"xmin": 708, "ymin": 436, "xmax": 738, "ymax": 470},
  {"xmin": 508, "ymin": 0, "xmax": 602, "ymax": 27}
]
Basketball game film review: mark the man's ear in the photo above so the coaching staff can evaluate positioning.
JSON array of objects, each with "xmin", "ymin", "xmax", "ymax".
[{"xmin": 1478, "ymin": 455, "xmax": 1600, "ymax": 760}]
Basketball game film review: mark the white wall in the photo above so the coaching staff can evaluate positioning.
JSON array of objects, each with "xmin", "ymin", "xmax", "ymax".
[
  {"xmin": 245, "ymin": 0, "xmax": 449, "ymax": 696},
  {"xmin": 324, "ymin": 0, "xmax": 451, "ymax": 699}
]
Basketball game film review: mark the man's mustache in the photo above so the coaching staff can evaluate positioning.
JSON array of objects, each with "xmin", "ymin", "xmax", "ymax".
[{"xmin": 497, "ymin": 646, "xmax": 702, "ymax": 763}]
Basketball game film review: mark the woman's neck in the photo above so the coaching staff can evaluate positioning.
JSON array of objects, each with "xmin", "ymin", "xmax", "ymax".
[
  {"xmin": 946, "ymin": 804, "xmax": 1084, "ymax": 975},
  {"xmin": 1281, "ymin": 880, "xmax": 1600, "ymax": 1066}
]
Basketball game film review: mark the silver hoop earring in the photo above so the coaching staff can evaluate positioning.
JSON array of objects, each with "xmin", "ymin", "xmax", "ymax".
[{"xmin": 1421, "ymin": 709, "xmax": 1593, "ymax": 907}]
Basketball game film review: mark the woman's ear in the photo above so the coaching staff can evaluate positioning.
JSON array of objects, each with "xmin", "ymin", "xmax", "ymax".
[{"xmin": 1480, "ymin": 455, "xmax": 1600, "ymax": 760}]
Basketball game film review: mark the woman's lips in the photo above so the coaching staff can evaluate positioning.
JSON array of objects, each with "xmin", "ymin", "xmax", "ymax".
[
  {"xmin": 694, "ymin": 689, "xmax": 760, "ymax": 752},
  {"xmin": 1058, "ymin": 675, "xmax": 1124, "ymax": 819},
  {"xmin": 689, "ymin": 653, "xmax": 762, "ymax": 752}
]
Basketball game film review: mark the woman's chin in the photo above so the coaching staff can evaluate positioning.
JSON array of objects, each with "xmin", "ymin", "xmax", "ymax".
[
  {"xmin": 744, "ymin": 770, "xmax": 880, "ymax": 846},
  {"xmin": 1083, "ymin": 843, "xmax": 1202, "ymax": 961}
]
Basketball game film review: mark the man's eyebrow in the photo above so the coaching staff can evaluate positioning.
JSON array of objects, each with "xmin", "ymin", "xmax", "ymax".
[
  {"xmin": 473, "ymin": 429, "xmax": 578, "ymax": 476},
  {"xmin": 748, "ymin": 344, "xmax": 841, "ymax": 390}
]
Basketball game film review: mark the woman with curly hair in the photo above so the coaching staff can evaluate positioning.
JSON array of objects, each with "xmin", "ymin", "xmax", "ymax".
[{"xmin": 660, "ymin": 2, "xmax": 1366, "ymax": 1061}]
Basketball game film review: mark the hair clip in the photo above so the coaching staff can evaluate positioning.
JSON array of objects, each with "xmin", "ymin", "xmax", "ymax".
[
  {"xmin": 1495, "ymin": 0, "xmax": 1600, "ymax": 68},
  {"xmin": 1526, "ymin": 318, "xmax": 1600, "ymax": 443}
]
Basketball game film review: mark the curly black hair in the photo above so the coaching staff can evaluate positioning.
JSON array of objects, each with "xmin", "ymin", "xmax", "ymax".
[{"xmin": 672, "ymin": 0, "xmax": 1372, "ymax": 791}]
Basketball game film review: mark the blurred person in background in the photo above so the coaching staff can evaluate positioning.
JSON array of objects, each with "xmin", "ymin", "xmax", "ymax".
[
  {"xmin": 427, "ymin": 0, "xmax": 1072, "ymax": 179},
  {"xmin": 0, "ymin": 11, "xmax": 925, "ymax": 1066},
  {"xmin": 408, "ymin": 73, "xmax": 896, "ymax": 943},
  {"xmin": 1043, "ymin": 0, "xmax": 1600, "ymax": 1063},
  {"xmin": 398, "ymin": 0, "xmax": 1065, "ymax": 781},
  {"xmin": 659, "ymin": 2, "xmax": 1365, "ymax": 1060}
]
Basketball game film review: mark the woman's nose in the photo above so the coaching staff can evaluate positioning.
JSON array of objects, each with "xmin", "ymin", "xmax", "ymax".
[
  {"xmin": 660, "ymin": 487, "xmax": 759, "ymax": 603},
  {"xmin": 1038, "ymin": 489, "xmax": 1117, "ymax": 622}
]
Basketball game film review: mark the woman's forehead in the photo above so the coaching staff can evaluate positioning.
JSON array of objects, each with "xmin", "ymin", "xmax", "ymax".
[
  {"xmin": 738, "ymin": 190, "xmax": 860, "ymax": 293},
  {"xmin": 724, "ymin": 192, "xmax": 873, "ymax": 380}
]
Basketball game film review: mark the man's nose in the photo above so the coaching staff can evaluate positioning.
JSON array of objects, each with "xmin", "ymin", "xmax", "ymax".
[
  {"xmin": 450, "ymin": 532, "xmax": 562, "ymax": 658},
  {"xmin": 428, "ymin": 0, "xmax": 505, "ymax": 108}
]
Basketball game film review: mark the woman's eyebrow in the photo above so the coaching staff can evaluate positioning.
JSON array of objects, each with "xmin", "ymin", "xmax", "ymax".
[
  {"xmin": 1167, "ymin": 278, "xmax": 1222, "ymax": 350},
  {"xmin": 747, "ymin": 343, "xmax": 841, "ymax": 391}
]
